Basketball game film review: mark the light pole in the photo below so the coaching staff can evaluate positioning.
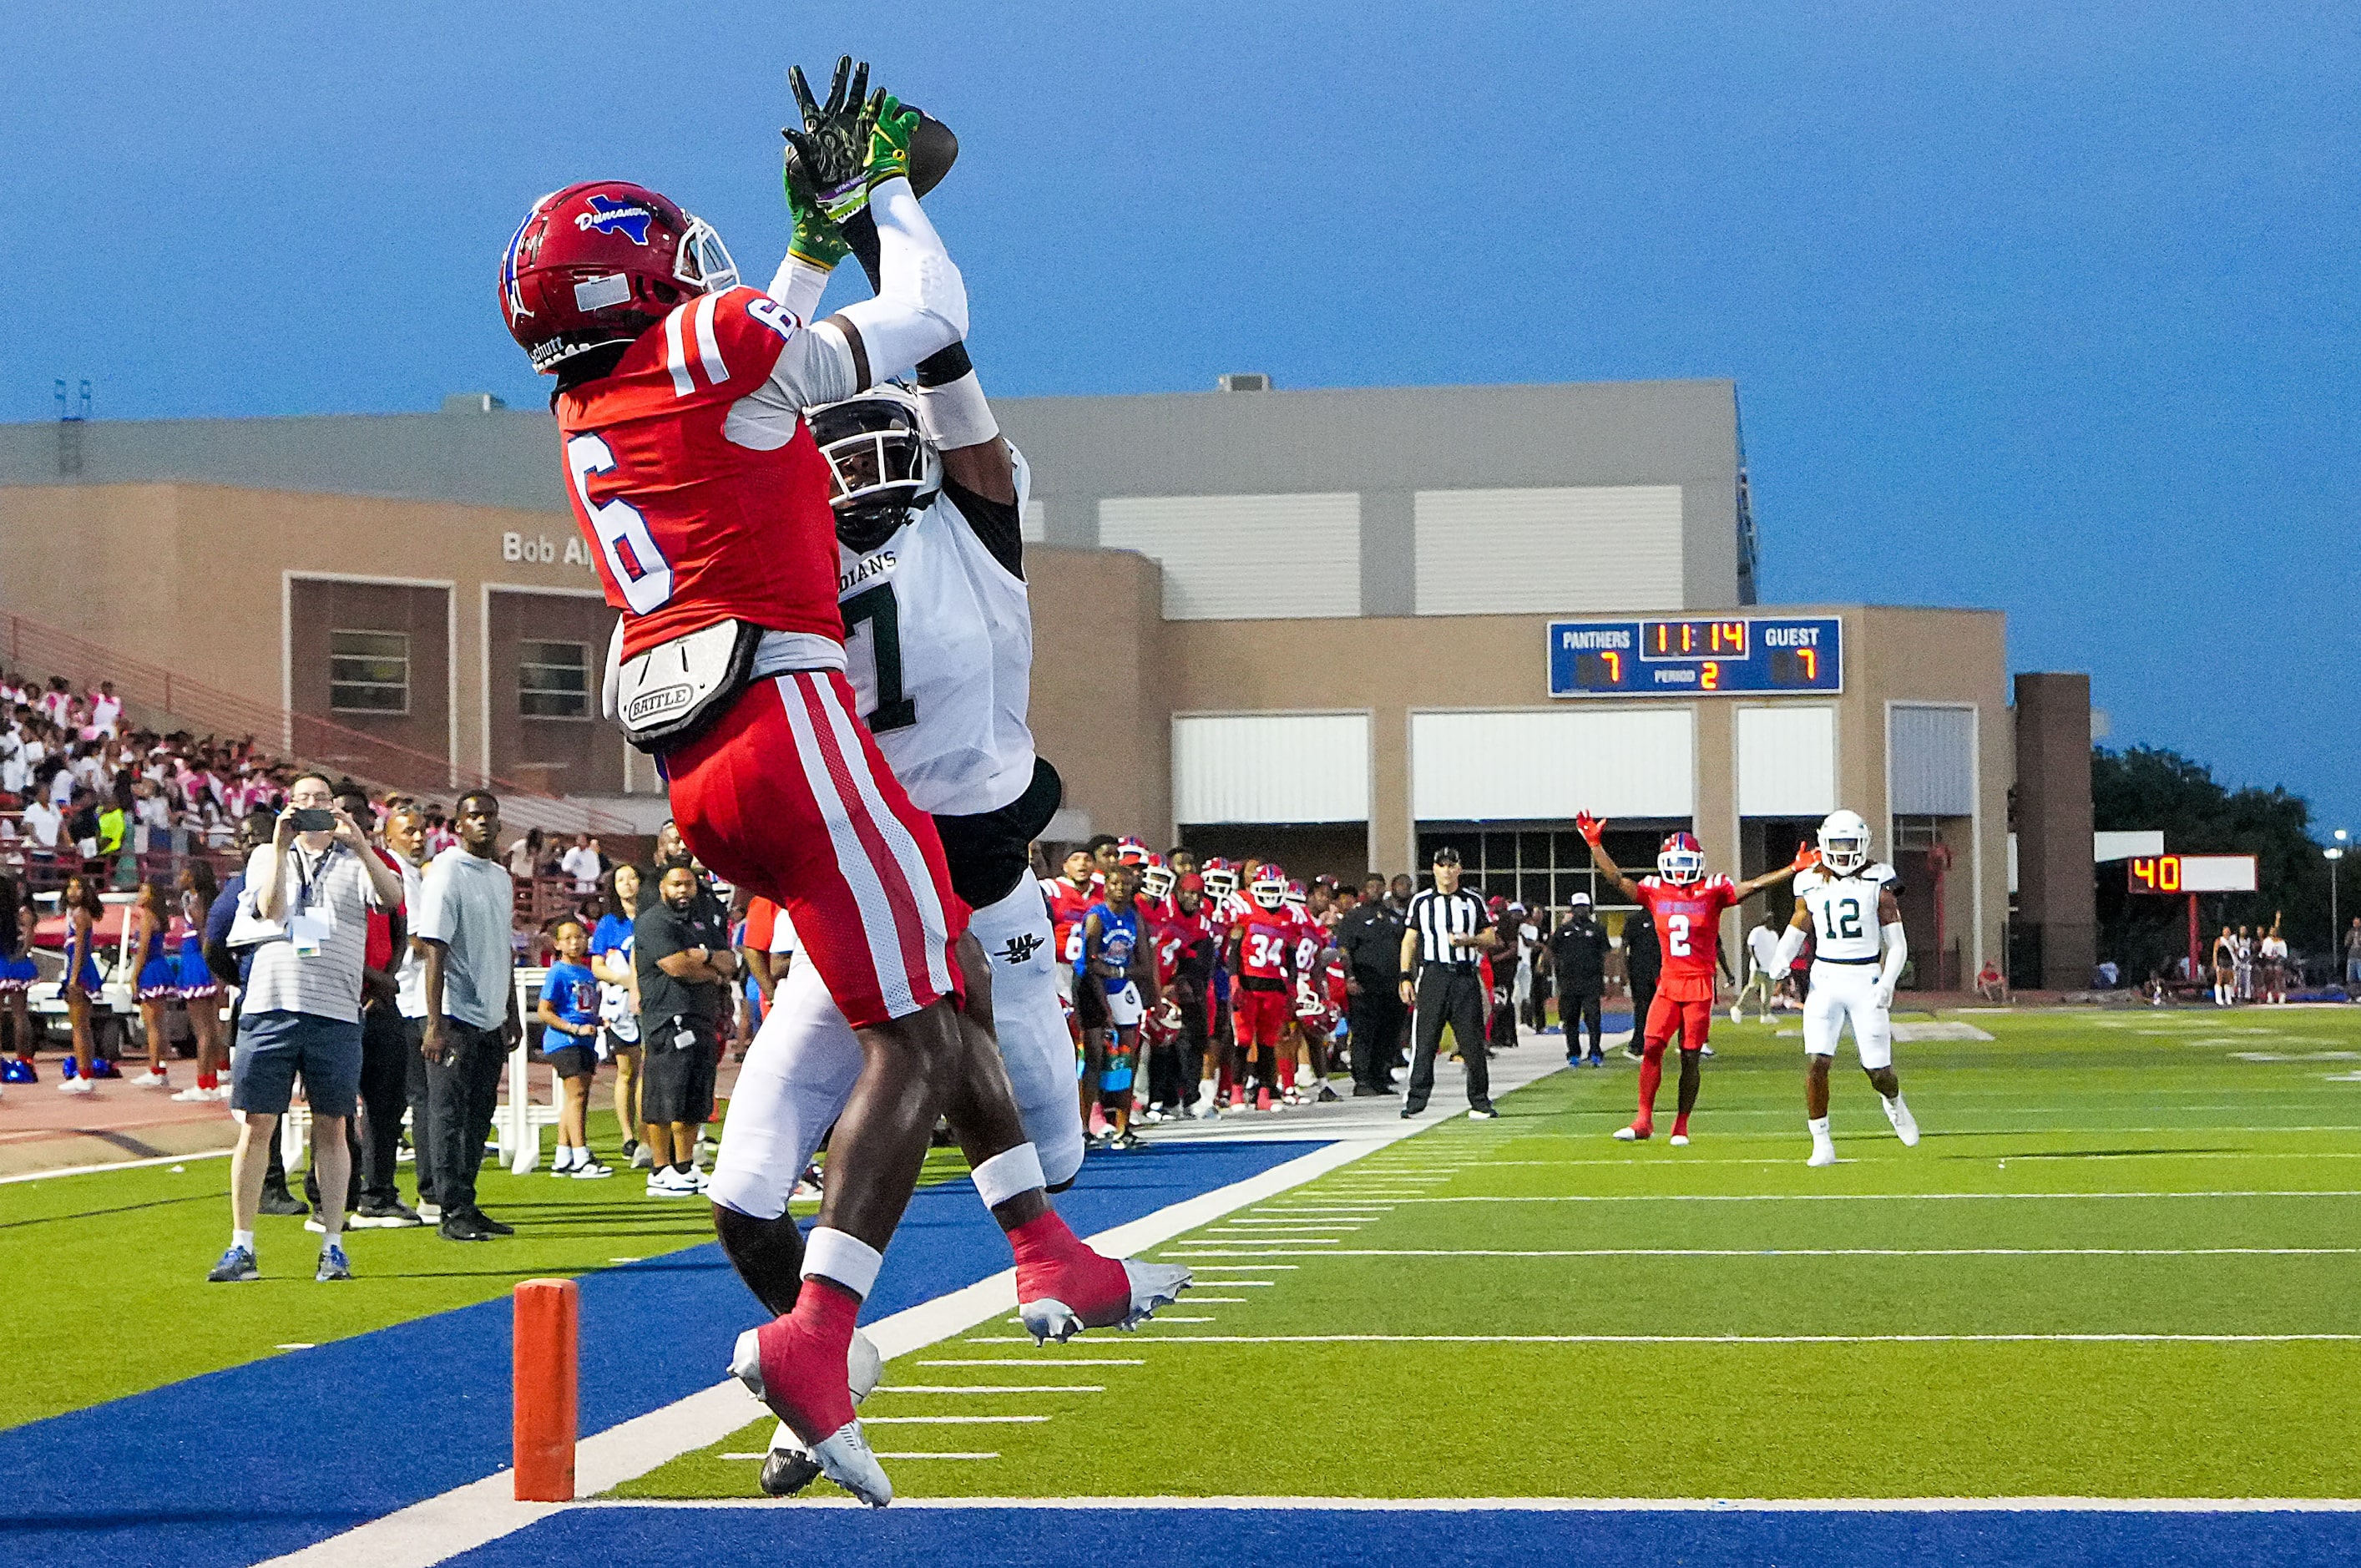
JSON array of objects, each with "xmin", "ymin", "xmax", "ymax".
[{"xmin": 2330, "ymin": 830, "xmax": 2350, "ymax": 985}]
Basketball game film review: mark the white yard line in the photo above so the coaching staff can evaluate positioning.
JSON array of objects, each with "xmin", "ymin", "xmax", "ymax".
[
  {"xmin": 253, "ymin": 1051, "xmax": 1567, "ymax": 1568},
  {"xmin": 880, "ymin": 1384, "xmax": 1106, "ymax": 1394},
  {"xmin": 0, "ymin": 1146, "xmax": 232, "ymax": 1183},
  {"xmin": 1149, "ymin": 1247, "xmax": 2361, "ymax": 1259},
  {"xmin": 981, "ymin": 1333, "xmax": 2361, "ymax": 1346},
  {"xmin": 915, "ymin": 1359, "xmax": 1141, "ymax": 1368},
  {"xmin": 569, "ymin": 1493, "xmax": 2361, "ymax": 1513},
  {"xmin": 1353, "ymin": 1190, "xmax": 2361, "ymax": 1203}
]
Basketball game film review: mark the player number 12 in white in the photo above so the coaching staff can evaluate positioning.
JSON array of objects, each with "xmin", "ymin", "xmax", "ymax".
[{"xmin": 566, "ymin": 432, "xmax": 674, "ymax": 614}]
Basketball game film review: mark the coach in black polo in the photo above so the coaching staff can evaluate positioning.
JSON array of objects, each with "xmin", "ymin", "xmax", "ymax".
[{"xmin": 1398, "ymin": 847, "xmax": 1498, "ymax": 1120}]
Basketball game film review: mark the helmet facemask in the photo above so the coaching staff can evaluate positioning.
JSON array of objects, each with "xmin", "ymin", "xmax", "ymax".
[{"xmin": 808, "ymin": 387, "xmax": 943, "ymax": 553}]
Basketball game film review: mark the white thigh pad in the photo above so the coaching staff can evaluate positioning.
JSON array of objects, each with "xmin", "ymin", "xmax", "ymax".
[
  {"xmin": 708, "ymin": 958, "xmax": 863, "ymax": 1221},
  {"xmin": 969, "ymin": 878, "xmax": 1085, "ymax": 1187}
]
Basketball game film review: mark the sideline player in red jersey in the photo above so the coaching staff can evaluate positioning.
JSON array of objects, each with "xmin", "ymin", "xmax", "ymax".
[
  {"xmin": 1228, "ymin": 867, "xmax": 1299, "ymax": 1111},
  {"xmin": 1578, "ymin": 814, "xmax": 1814, "ymax": 1146},
  {"xmin": 500, "ymin": 65, "xmax": 1166, "ymax": 1505}
]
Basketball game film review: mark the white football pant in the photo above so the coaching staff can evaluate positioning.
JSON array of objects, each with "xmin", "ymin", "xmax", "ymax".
[
  {"xmin": 1802, "ymin": 962, "xmax": 1893, "ymax": 1070},
  {"xmin": 710, "ymin": 876, "xmax": 1086, "ymax": 1222}
]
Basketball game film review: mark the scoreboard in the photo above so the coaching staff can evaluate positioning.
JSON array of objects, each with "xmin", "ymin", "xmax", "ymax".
[
  {"xmin": 1548, "ymin": 616, "xmax": 1843, "ymax": 699},
  {"xmin": 2127, "ymin": 854, "xmax": 2258, "ymax": 894}
]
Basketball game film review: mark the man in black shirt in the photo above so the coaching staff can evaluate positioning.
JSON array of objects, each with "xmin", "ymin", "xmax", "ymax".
[
  {"xmin": 1335, "ymin": 878, "xmax": 1408, "ymax": 1096},
  {"xmin": 1398, "ymin": 848, "xmax": 1499, "ymax": 1120},
  {"xmin": 1548, "ymin": 893, "xmax": 1610, "ymax": 1066},
  {"xmin": 1621, "ymin": 908, "xmax": 1660, "ymax": 1061},
  {"xmin": 636, "ymin": 863, "xmax": 736, "ymax": 1197}
]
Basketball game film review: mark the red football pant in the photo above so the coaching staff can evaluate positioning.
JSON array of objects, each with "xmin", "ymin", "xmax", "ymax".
[
  {"xmin": 1635, "ymin": 994, "xmax": 1716, "ymax": 1126},
  {"xmin": 1234, "ymin": 987, "xmax": 1292, "ymax": 1053},
  {"xmin": 665, "ymin": 670, "xmax": 967, "ymax": 1031}
]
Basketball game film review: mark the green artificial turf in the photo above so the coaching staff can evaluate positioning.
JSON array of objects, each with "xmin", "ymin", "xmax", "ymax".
[
  {"xmin": 624, "ymin": 1005, "xmax": 2361, "ymax": 1502},
  {"xmin": 0, "ymin": 1108, "xmax": 970, "ymax": 1429}
]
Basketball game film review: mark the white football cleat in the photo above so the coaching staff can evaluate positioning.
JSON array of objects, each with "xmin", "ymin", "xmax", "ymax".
[
  {"xmin": 1882, "ymin": 1095, "xmax": 1920, "ymax": 1147},
  {"xmin": 1612, "ymin": 1124, "xmax": 1648, "ymax": 1142},
  {"xmin": 759, "ymin": 1329, "xmax": 882, "ymax": 1496},
  {"xmin": 1019, "ymin": 1257, "xmax": 1193, "ymax": 1343},
  {"xmin": 1669, "ymin": 1133, "xmax": 1691, "ymax": 1148},
  {"xmin": 1729, "ymin": 1006, "xmax": 1742, "ymax": 1024},
  {"xmin": 1807, "ymin": 1141, "xmax": 1838, "ymax": 1167},
  {"xmin": 729, "ymin": 1328, "xmax": 892, "ymax": 1507}
]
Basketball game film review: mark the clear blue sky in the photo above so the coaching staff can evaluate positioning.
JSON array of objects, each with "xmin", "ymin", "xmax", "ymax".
[{"xmin": 10, "ymin": 3, "xmax": 2358, "ymax": 830}]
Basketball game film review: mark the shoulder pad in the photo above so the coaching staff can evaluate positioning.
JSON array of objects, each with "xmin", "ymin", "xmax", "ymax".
[{"xmin": 1793, "ymin": 867, "xmax": 1823, "ymax": 894}]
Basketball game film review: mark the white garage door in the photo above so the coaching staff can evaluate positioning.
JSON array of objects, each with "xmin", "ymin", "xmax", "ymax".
[
  {"xmin": 1889, "ymin": 705, "xmax": 1977, "ymax": 817},
  {"xmin": 1099, "ymin": 493, "xmax": 1362, "ymax": 620},
  {"xmin": 1174, "ymin": 713, "xmax": 1370, "ymax": 823},
  {"xmin": 1737, "ymin": 706, "xmax": 1837, "ymax": 817},
  {"xmin": 1412, "ymin": 486, "xmax": 1685, "ymax": 616},
  {"xmin": 1412, "ymin": 709, "xmax": 1693, "ymax": 821}
]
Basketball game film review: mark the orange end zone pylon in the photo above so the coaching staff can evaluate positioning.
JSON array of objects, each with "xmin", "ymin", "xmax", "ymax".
[{"xmin": 513, "ymin": 1277, "xmax": 579, "ymax": 1501}]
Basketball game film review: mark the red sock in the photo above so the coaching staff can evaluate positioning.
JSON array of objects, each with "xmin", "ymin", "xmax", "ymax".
[
  {"xmin": 753, "ymin": 1276, "xmax": 862, "ymax": 1444},
  {"xmin": 1636, "ymin": 1046, "xmax": 1664, "ymax": 1126},
  {"xmin": 1671, "ymin": 1112, "xmax": 1691, "ymax": 1137},
  {"xmin": 1009, "ymin": 1211, "xmax": 1129, "ymax": 1320}
]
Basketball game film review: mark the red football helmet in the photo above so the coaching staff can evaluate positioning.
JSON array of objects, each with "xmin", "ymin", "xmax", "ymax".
[
  {"xmin": 1657, "ymin": 831, "xmax": 1706, "ymax": 887},
  {"xmin": 1200, "ymin": 858, "xmax": 1238, "ymax": 900},
  {"xmin": 1116, "ymin": 836, "xmax": 1152, "ymax": 867},
  {"xmin": 1250, "ymin": 868, "xmax": 1288, "ymax": 912},
  {"xmin": 499, "ymin": 181, "xmax": 741, "ymax": 374}
]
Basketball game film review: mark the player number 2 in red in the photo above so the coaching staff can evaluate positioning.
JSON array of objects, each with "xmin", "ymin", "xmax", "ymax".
[{"xmin": 1666, "ymin": 914, "xmax": 1691, "ymax": 956}]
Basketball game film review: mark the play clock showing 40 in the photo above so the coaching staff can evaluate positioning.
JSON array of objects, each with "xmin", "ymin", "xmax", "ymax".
[{"xmin": 1547, "ymin": 615, "xmax": 1844, "ymax": 697}]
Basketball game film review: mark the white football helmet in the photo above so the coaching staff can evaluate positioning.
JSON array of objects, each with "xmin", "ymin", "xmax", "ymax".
[
  {"xmin": 1818, "ymin": 809, "xmax": 1872, "ymax": 875},
  {"xmin": 1141, "ymin": 858, "xmax": 1175, "ymax": 902}
]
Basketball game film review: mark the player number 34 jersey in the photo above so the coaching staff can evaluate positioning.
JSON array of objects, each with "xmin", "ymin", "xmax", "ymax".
[{"xmin": 1796, "ymin": 863, "xmax": 1898, "ymax": 964}]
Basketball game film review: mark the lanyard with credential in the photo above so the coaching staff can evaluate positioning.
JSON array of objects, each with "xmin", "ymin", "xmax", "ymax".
[{"xmin": 291, "ymin": 845, "xmax": 331, "ymax": 918}]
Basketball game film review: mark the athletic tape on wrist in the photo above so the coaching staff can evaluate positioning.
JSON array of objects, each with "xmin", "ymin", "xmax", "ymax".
[
  {"xmin": 801, "ymin": 1226, "xmax": 882, "ymax": 1299},
  {"xmin": 968, "ymin": 1142, "xmax": 1045, "ymax": 1210},
  {"xmin": 918, "ymin": 367, "xmax": 998, "ymax": 449}
]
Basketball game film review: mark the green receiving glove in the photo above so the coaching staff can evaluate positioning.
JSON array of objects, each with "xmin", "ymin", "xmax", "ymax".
[
  {"xmin": 785, "ymin": 56, "xmax": 880, "ymax": 227},
  {"xmin": 781, "ymin": 144, "xmax": 848, "ymax": 270},
  {"xmin": 862, "ymin": 91, "xmax": 918, "ymax": 192}
]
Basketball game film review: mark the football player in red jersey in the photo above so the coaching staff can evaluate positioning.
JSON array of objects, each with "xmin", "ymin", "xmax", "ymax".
[
  {"xmin": 500, "ymin": 67, "xmax": 1163, "ymax": 1505},
  {"xmin": 1228, "ymin": 867, "xmax": 1299, "ymax": 1111},
  {"xmin": 1578, "ymin": 814, "xmax": 1814, "ymax": 1146}
]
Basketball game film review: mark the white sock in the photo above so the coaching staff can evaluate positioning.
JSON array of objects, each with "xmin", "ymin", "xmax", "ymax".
[
  {"xmin": 233, "ymin": 1228, "xmax": 255, "ymax": 1252},
  {"xmin": 554, "ymin": 1146, "xmax": 574, "ymax": 1170},
  {"xmin": 1807, "ymin": 1116, "xmax": 1831, "ymax": 1142},
  {"xmin": 1887, "ymin": 1094, "xmax": 1909, "ymax": 1117},
  {"xmin": 801, "ymin": 1226, "xmax": 883, "ymax": 1300}
]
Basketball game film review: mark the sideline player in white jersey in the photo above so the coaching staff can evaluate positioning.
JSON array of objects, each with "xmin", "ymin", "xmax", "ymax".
[
  {"xmin": 1731, "ymin": 916, "xmax": 1784, "ymax": 1024},
  {"xmin": 1772, "ymin": 809, "xmax": 1921, "ymax": 1166},
  {"xmin": 707, "ymin": 133, "xmax": 1179, "ymax": 1495}
]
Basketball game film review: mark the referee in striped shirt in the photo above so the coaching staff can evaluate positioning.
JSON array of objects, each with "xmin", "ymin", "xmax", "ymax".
[{"xmin": 1398, "ymin": 847, "xmax": 1499, "ymax": 1120}]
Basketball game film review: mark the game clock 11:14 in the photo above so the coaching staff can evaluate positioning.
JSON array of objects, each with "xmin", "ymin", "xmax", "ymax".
[{"xmin": 1547, "ymin": 616, "xmax": 1844, "ymax": 698}]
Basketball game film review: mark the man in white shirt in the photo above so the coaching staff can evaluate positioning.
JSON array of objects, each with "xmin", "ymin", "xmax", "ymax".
[
  {"xmin": 560, "ymin": 833, "xmax": 603, "ymax": 895},
  {"xmin": 207, "ymin": 772, "xmax": 403, "ymax": 1285},
  {"xmin": 385, "ymin": 802, "xmax": 442, "ymax": 1222},
  {"xmin": 22, "ymin": 797, "xmax": 61, "ymax": 852},
  {"xmin": 415, "ymin": 791, "xmax": 522, "ymax": 1242},
  {"xmin": 90, "ymin": 682, "xmax": 123, "ymax": 738}
]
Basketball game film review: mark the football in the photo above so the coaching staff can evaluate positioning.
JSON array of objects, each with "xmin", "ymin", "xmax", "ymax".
[{"xmin": 906, "ymin": 109, "xmax": 958, "ymax": 197}]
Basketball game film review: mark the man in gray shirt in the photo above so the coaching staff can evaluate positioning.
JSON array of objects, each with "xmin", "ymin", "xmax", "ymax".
[
  {"xmin": 207, "ymin": 772, "xmax": 402, "ymax": 1285},
  {"xmin": 415, "ymin": 791, "xmax": 521, "ymax": 1242}
]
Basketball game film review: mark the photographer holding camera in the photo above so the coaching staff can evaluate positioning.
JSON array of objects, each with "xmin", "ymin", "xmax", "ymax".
[{"xmin": 208, "ymin": 773, "xmax": 403, "ymax": 1284}]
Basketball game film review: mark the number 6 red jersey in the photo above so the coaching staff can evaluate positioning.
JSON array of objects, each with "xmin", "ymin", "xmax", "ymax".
[
  {"xmin": 555, "ymin": 286, "xmax": 852, "ymax": 660},
  {"xmin": 1634, "ymin": 874, "xmax": 1738, "ymax": 1004}
]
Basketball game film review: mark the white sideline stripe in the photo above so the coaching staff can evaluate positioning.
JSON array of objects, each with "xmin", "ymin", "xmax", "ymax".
[
  {"xmin": 864, "ymin": 1415, "xmax": 1050, "ymax": 1424},
  {"xmin": 250, "ymin": 1075, "xmax": 1517, "ymax": 1568},
  {"xmin": 564, "ymin": 1494, "xmax": 2361, "ymax": 1513},
  {"xmin": 872, "ymin": 1452, "xmax": 1000, "ymax": 1460},
  {"xmin": 969, "ymin": 1333, "xmax": 2361, "ymax": 1346},
  {"xmin": 1192, "ymin": 1281, "xmax": 1277, "ymax": 1286},
  {"xmin": 0, "ymin": 1146, "xmax": 233, "ymax": 1184}
]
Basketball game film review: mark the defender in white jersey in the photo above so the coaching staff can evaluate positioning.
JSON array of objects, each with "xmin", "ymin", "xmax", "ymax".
[
  {"xmin": 710, "ymin": 215, "xmax": 1175, "ymax": 1495},
  {"xmin": 1772, "ymin": 809, "xmax": 1921, "ymax": 1166}
]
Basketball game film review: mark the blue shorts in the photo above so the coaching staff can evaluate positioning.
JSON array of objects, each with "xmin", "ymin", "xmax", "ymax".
[{"xmin": 230, "ymin": 1009, "xmax": 364, "ymax": 1118}]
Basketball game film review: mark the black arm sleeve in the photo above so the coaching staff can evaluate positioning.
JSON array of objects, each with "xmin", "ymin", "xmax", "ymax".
[{"xmin": 943, "ymin": 477, "xmax": 1025, "ymax": 581}]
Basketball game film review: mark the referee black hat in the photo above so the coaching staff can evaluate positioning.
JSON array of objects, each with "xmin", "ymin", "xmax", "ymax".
[{"xmin": 1431, "ymin": 845, "xmax": 1461, "ymax": 867}]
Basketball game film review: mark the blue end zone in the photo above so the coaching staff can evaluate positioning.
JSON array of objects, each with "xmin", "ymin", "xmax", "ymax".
[
  {"xmin": 0, "ymin": 1140, "xmax": 1310, "ymax": 1568},
  {"xmin": 452, "ymin": 1504, "xmax": 2361, "ymax": 1568}
]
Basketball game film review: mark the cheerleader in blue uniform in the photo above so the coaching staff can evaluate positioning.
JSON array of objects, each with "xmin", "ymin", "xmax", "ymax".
[
  {"xmin": 0, "ymin": 877, "xmax": 35, "ymax": 1084},
  {"xmin": 129, "ymin": 881, "xmax": 178, "ymax": 1090},
  {"xmin": 56, "ymin": 874, "xmax": 105, "ymax": 1095},
  {"xmin": 173, "ymin": 861, "xmax": 227, "ymax": 1101}
]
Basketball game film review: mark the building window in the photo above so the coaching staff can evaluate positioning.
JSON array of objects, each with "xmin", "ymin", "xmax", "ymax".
[
  {"xmin": 518, "ymin": 640, "xmax": 591, "ymax": 720},
  {"xmin": 328, "ymin": 630, "xmax": 410, "ymax": 714}
]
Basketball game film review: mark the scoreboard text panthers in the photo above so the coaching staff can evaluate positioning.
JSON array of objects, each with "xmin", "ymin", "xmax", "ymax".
[{"xmin": 1547, "ymin": 615, "xmax": 1844, "ymax": 698}]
